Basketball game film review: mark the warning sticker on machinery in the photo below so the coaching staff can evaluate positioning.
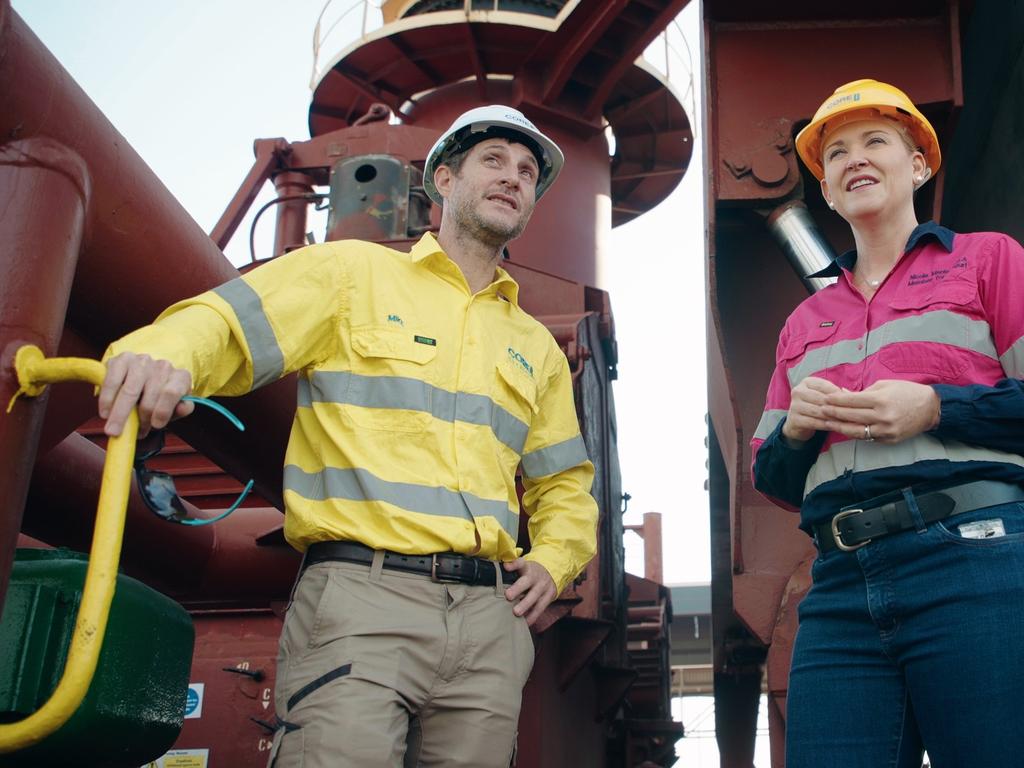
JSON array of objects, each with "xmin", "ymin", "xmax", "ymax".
[
  {"xmin": 184, "ymin": 683, "xmax": 205, "ymax": 719},
  {"xmin": 140, "ymin": 748, "xmax": 210, "ymax": 767}
]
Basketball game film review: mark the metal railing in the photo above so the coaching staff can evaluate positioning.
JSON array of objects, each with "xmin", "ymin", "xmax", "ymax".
[{"xmin": 311, "ymin": 0, "xmax": 386, "ymax": 90}]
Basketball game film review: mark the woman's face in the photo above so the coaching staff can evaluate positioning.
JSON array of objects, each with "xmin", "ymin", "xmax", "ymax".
[{"xmin": 819, "ymin": 118, "xmax": 926, "ymax": 222}]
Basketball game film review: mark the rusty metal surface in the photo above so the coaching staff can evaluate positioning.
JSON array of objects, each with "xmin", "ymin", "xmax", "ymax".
[
  {"xmin": 271, "ymin": 171, "xmax": 315, "ymax": 256},
  {"xmin": 210, "ymin": 138, "xmax": 290, "ymax": 251},
  {"xmin": 171, "ymin": 611, "xmax": 284, "ymax": 765},
  {"xmin": 0, "ymin": 137, "xmax": 89, "ymax": 611},
  {"xmin": 624, "ymin": 512, "xmax": 664, "ymax": 585},
  {"xmin": 309, "ymin": 1, "xmax": 692, "ymax": 230},
  {"xmin": 0, "ymin": 1, "xmax": 297, "ymax": 510},
  {"xmin": 23, "ymin": 432, "xmax": 300, "ymax": 603}
]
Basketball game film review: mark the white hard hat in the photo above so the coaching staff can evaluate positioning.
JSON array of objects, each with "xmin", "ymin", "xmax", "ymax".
[{"xmin": 422, "ymin": 104, "xmax": 564, "ymax": 206}]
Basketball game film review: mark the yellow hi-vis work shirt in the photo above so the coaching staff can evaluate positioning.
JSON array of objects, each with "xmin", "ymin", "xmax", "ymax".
[{"xmin": 107, "ymin": 233, "xmax": 597, "ymax": 592}]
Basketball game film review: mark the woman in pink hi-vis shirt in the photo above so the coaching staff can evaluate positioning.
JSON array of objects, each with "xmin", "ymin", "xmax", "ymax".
[{"xmin": 753, "ymin": 79, "xmax": 1024, "ymax": 768}]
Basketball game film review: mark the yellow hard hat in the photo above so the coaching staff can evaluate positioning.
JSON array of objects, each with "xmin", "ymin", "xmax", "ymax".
[{"xmin": 795, "ymin": 79, "xmax": 941, "ymax": 181}]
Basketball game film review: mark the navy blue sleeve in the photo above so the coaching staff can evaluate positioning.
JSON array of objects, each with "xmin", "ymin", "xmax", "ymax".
[
  {"xmin": 752, "ymin": 417, "xmax": 828, "ymax": 510},
  {"xmin": 930, "ymin": 378, "xmax": 1024, "ymax": 454}
]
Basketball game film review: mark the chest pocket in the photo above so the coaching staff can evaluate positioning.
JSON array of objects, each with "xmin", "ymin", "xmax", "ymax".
[
  {"xmin": 494, "ymin": 358, "xmax": 539, "ymax": 431},
  {"xmin": 878, "ymin": 275, "xmax": 978, "ymax": 380},
  {"xmin": 344, "ymin": 326, "xmax": 438, "ymax": 433},
  {"xmin": 783, "ymin": 321, "xmax": 841, "ymax": 387}
]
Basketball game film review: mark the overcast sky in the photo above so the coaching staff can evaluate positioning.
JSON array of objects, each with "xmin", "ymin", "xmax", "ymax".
[{"xmin": 13, "ymin": 0, "xmax": 710, "ymax": 585}]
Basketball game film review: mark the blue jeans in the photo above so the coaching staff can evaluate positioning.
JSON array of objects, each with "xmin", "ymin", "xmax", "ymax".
[{"xmin": 786, "ymin": 500, "xmax": 1024, "ymax": 767}]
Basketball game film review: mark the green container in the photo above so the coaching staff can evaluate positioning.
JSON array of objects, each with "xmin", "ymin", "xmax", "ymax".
[{"xmin": 0, "ymin": 549, "xmax": 194, "ymax": 767}]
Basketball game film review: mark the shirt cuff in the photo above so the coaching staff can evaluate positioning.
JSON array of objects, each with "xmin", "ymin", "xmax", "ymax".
[
  {"xmin": 930, "ymin": 384, "xmax": 971, "ymax": 438},
  {"xmin": 769, "ymin": 417, "xmax": 824, "ymax": 455},
  {"xmin": 522, "ymin": 549, "xmax": 569, "ymax": 594}
]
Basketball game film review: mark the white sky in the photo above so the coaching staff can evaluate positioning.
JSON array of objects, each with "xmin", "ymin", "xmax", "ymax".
[{"xmin": 13, "ymin": 0, "xmax": 711, "ymax": 585}]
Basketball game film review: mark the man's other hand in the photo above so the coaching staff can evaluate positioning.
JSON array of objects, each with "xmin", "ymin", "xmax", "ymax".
[
  {"xmin": 98, "ymin": 352, "xmax": 193, "ymax": 437},
  {"xmin": 503, "ymin": 558, "xmax": 557, "ymax": 626}
]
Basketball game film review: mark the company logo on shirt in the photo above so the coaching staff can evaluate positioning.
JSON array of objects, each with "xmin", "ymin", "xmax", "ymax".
[
  {"xmin": 387, "ymin": 314, "xmax": 404, "ymax": 326},
  {"xmin": 508, "ymin": 347, "xmax": 533, "ymax": 377}
]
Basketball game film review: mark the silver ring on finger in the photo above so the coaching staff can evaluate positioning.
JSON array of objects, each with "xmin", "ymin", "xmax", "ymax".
[{"xmin": 863, "ymin": 425, "xmax": 874, "ymax": 442}]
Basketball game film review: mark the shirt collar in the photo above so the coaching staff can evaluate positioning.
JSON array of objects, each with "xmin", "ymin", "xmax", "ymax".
[
  {"xmin": 807, "ymin": 220, "xmax": 956, "ymax": 279},
  {"xmin": 409, "ymin": 231, "xmax": 446, "ymax": 263},
  {"xmin": 409, "ymin": 232, "xmax": 521, "ymax": 305}
]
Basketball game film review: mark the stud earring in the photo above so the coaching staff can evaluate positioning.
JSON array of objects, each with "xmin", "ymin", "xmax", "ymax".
[{"xmin": 827, "ymin": 200, "xmax": 835, "ymax": 210}]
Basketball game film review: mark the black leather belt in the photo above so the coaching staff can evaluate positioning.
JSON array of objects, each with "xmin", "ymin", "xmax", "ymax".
[
  {"xmin": 303, "ymin": 540, "xmax": 519, "ymax": 585},
  {"xmin": 814, "ymin": 480, "xmax": 1024, "ymax": 553}
]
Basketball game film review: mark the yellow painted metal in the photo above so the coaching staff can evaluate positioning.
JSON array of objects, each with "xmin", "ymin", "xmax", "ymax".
[{"xmin": 0, "ymin": 345, "xmax": 138, "ymax": 753}]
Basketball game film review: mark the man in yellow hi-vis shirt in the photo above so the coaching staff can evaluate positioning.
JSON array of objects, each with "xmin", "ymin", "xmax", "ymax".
[{"xmin": 98, "ymin": 105, "xmax": 598, "ymax": 768}]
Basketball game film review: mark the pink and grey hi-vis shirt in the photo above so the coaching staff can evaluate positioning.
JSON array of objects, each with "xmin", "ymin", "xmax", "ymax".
[{"xmin": 751, "ymin": 221, "xmax": 1024, "ymax": 535}]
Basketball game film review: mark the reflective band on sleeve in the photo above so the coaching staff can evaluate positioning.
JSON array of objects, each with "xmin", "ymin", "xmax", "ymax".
[
  {"xmin": 521, "ymin": 434, "xmax": 589, "ymax": 478},
  {"xmin": 300, "ymin": 370, "xmax": 529, "ymax": 453},
  {"xmin": 284, "ymin": 465, "xmax": 518, "ymax": 536},
  {"xmin": 788, "ymin": 311, "xmax": 997, "ymax": 387},
  {"xmin": 804, "ymin": 435, "xmax": 1024, "ymax": 496},
  {"xmin": 1000, "ymin": 335, "xmax": 1024, "ymax": 378},
  {"xmin": 213, "ymin": 279, "xmax": 285, "ymax": 389},
  {"xmin": 754, "ymin": 410, "xmax": 787, "ymax": 441}
]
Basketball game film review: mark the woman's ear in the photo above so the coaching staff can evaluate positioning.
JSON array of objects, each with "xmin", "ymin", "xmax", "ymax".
[
  {"xmin": 820, "ymin": 177, "xmax": 835, "ymax": 210},
  {"xmin": 911, "ymin": 151, "xmax": 930, "ymax": 189}
]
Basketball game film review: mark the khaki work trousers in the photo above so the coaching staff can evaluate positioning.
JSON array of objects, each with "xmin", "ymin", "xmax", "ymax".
[{"xmin": 267, "ymin": 557, "xmax": 535, "ymax": 768}]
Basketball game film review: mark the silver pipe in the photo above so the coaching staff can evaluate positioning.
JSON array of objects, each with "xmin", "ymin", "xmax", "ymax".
[{"xmin": 766, "ymin": 200, "xmax": 838, "ymax": 293}]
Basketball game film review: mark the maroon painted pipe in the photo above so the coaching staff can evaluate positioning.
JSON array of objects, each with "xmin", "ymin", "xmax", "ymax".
[
  {"xmin": 0, "ymin": 1, "xmax": 295, "ymax": 509},
  {"xmin": 0, "ymin": 137, "xmax": 89, "ymax": 611},
  {"xmin": 25, "ymin": 433, "xmax": 300, "ymax": 602}
]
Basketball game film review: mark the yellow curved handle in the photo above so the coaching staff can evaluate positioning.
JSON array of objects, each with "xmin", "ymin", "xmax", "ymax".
[{"xmin": 0, "ymin": 345, "xmax": 139, "ymax": 753}]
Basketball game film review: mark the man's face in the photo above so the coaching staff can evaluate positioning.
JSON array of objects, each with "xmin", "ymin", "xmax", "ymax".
[{"xmin": 436, "ymin": 138, "xmax": 540, "ymax": 247}]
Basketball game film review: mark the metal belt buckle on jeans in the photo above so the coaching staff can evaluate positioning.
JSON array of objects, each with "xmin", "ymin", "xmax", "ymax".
[{"xmin": 831, "ymin": 508, "xmax": 871, "ymax": 551}]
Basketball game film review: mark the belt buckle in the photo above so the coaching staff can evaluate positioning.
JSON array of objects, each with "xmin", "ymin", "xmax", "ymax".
[
  {"xmin": 831, "ymin": 508, "xmax": 871, "ymax": 552},
  {"xmin": 430, "ymin": 554, "xmax": 462, "ymax": 584}
]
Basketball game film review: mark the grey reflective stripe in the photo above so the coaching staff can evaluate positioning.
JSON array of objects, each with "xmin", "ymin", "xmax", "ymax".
[
  {"xmin": 804, "ymin": 435, "xmax": 1024, "ymax": 496},
  {"xmin": 754, "ymin": 410, "xmax": 787, "ymax": 441},
  {"xmin": 213, "ymin": 278, "xmax": 284, "ymax": 389},
  {"xmin": 284, "ymin": 465, "xmax": 518, "ymax": 536},
  {"xmin": 1000, "ymin": 334, "xmax": 1024, "ymax": 378},
  {"xmin": 297, "ymin": 376, "xmax": 312, "ymax": 407},
  {"xmin": 455, "ymin": 391, "xmax": 529, "ymax": 455},
  {"xmin": 521, "ymin": 434, "xmax": 589, "ymax": 478},
  {"xmin": 787, "ymin": 310, "xmax": 996, "ymax": 387},
  {"xmin": 300, "ymin": 370, "xmax": 529, "ymax": 453}
]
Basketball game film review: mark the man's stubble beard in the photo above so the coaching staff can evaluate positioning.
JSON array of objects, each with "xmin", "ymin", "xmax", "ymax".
[{"xmin": 451, "ymin": 193, "xmax": 532, "ymax": 249}]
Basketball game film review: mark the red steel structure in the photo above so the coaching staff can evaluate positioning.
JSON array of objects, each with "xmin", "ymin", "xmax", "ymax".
[{"xmin": 0, "ymin": 1, "xmax": 692, "ymax": 765}]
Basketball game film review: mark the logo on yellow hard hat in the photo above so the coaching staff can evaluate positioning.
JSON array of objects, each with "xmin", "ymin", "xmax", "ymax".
[{"xmin": 823, "ymin": 92, "xmax": 860, "ymax": 110}]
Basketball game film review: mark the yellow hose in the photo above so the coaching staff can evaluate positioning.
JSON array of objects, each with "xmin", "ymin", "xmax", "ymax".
[{"xmin": 0, "ymin": 345, "xmax": 138, "ymax": 753}]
